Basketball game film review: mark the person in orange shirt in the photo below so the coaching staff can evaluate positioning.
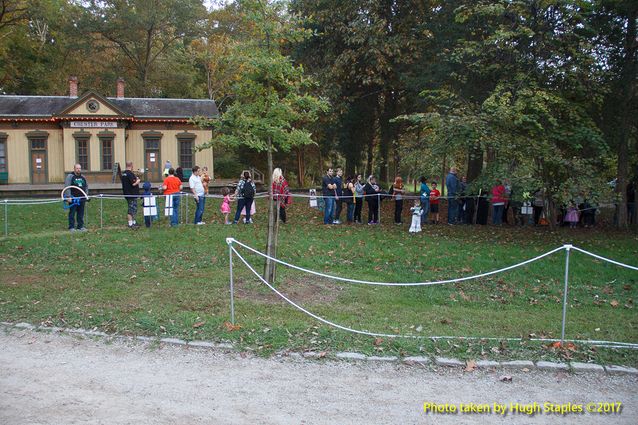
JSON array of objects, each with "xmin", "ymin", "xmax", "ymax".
[{"xmin": 162, "ymin": 168, "xmax": 182, "ymax": 226}]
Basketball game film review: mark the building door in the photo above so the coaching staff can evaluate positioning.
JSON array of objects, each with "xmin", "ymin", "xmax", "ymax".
[
  {"xmin": 144, "ymin": 138, "xmax": 161, "ymax": 181},
  {"xmin": 30, "ymin": 139, "xmax": 47, "ymax": 184}
]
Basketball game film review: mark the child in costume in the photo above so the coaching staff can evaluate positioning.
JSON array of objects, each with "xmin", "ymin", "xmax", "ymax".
[
  {"xmin": 409, "ymin": 200, "xmax": 422, "ymax": 233},
  {"xmin": 564, "ymin": 201, "xmax": 579, "ymax": 228},
  {"xmin": 220, "ymin": 187, "xmax": 232, "ymax": 224},
  {"xmin": 142, "ymin": 181, "xmax": 157, "ymax": 228}
]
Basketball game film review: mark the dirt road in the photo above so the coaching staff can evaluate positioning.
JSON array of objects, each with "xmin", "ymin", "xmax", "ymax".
[{"xmin": 1, "ymin": 328, "xmax": 636, "ymax": 424}]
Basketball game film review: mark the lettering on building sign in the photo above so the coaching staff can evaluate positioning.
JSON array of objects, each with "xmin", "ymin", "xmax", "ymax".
[{"xmin": 70, "ymin": 121, "xmax": 118, "ymax": 128}]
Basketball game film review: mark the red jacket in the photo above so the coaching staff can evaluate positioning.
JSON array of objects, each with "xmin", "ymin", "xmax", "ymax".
[
  {"xmin": 491, "ymin": 185, "xmax": 506, "ymax": 204},
  {"xmin": 272, "ymin": 179, "xmax": 291, "ymax": 207}
]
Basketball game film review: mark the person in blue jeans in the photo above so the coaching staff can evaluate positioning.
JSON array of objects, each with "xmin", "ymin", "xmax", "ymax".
[
  {"xmin": 233, "ymin": 171, "xmax": 256, "ymax": 224},
  {"xmin": 64, "ymin": 163, "xmax": 89, "ymax": 232},
  {"xmin": 189, "ymin": 165, "xmax": 206, "ymax": 225},
  {"xmin": 419, "ymin": 176, "xmax": 431, "ymax": 225},
  {"xmin": 162, "ymin": 168, "xmax": 182, "ymax": 227},
  {"xmin": 445, "ymin": 167, "xmax": 460, "ymax": 224},
  {"xmin": 322, "ymin": 168, "xmax": 336, "ymax": 224}
]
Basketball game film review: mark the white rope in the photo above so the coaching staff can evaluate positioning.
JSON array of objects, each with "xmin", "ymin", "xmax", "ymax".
[
  {"xmin": 228, "ymin": 238, "xmax": 565, "ymax": 286},
  {"xmin": 230, "ymin": 246, "xmax": 638, "ymax": 348},
  {"xmin": 4, "ymin": 199, "xmax": 62, "ymax": 205},
  {"xmin": 571, "ymin": 246, "xmax": 638, "ymax": 271},
  {"xmin": 231, "ymin": 245, "xmax": 402, "ymax": 338},
  {"xmin": 60, "ymin": 185, "xmax": 88, "ymax": 200}
]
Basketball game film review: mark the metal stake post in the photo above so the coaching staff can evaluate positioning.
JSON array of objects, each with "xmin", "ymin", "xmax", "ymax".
[
  {"xmin": 185, "ymin": 194, "xmax": 189, "ymax": 225},
  {"xmin": 3, "ymin": 200, "xmax": 7, "ymax": 237},
  {"xmin": 560, "ymin": 245, "xmax": 572, "ymax": 343},
  {"xmin": 100, "ymin": 194, "xmax": 103, "ymax": 229},
  {"xmin": 228, "ymin": 239, "xmax": 235, "ymax": 324},
  {"xmin": 84, "ymin": 198, "xmax": 88, "ymax": 228},
  {"xmin": 377, "ymin": 193, "xmax": 380, "ymax": 224}
]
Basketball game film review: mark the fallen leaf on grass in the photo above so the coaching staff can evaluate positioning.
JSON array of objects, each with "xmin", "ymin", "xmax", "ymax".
[
  {"xmin": 193, "ymin": 321, "xmax": 205, "ymax": 328},
  {"xmin": 318, "ymin": 351, "xmax": 327, "ymax": 358},
  {"xmin": 223, "ymin": 322, "xmax": 241, "ymax": 332},
  {"xmin": 465, "ymin": 360, "xmax": 477, "ymax": 372},
  {"xmin": 373, "ymin": 338, "xmax": 384, "ymax": 346},
  {"xmin": 610, "ymin": 300, "xmax": 619, "ymax": 308}
]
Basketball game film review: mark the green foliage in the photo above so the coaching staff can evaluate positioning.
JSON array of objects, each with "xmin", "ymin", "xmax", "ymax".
[
  {"xmin": 74, "ymin": 0, "xmax": 207, "ymax": 96},
  {"xmin": 193, "ymin": 0, "xmax": 328, "ymax": 156}
]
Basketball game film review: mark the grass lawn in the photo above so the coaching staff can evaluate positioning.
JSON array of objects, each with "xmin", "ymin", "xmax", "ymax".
[{"xmin": 1, "ymin": 196, "xmax": 637, "ymax": 366}]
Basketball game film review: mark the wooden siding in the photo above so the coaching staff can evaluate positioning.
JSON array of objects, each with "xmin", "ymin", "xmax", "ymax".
[{"xmin": 0, "ymin": 124, "xmax": 213, "ymax": 184}]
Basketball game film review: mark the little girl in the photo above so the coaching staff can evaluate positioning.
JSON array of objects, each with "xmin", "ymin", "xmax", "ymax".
[
  {"xmin": 220, "ymin": 187, "xmax": 232, "ymax": 224},
  {"xmin": 564, "ymin": 201, "xmax": 579, "ymax": 228},
  {"xmin": 409, "ymin": 200, "xmax": 422, "ymax": 233}
]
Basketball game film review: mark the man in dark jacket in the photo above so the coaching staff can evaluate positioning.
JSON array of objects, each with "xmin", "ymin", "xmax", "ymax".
[
  {"xmin": 64, "ymin": 163, "xmax": 89, "ymax": 232},
  {"xmin": 445, "ymin": 167, "xmax": 460, "ymax": 224},
  {"xmin": 121, "ymin": 161, "xmax": 141, "ymax": 229}
]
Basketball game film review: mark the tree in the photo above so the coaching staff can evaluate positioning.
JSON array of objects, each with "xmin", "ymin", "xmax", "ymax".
[
  {"xmin": 77, "ymin": 0, "xmax": 207, "ymax": 96},
  {"xmin": 291, "ymin": 0, "xmax": 431, "ymax": 179},
  {"xmin": 590, "ymin": 0, "xmax": 638, "ymax": 227},
  {"xmin": 0, "ymin": 0, "xmax": 28, "ymax": 32},
  {"xmin": 194, "ymin": 0, "xmax": 328, "ymax": 282}
]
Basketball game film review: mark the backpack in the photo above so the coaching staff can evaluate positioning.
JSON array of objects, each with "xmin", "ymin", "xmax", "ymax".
[{"xmin": 242, "ymin": 180, "xmax": 255, "ymax": 198}]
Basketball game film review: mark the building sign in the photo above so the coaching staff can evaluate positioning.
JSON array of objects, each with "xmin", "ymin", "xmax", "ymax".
[{"xmin": 70, "ymin": 121, "xmax": 118, "ymax": 128}]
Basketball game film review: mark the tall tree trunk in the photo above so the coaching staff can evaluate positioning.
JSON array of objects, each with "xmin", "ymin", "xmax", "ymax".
[
  {"xmin": 264, "ymin": 138, "xmax": 277, "ymax": 283},
  {"xmin": 615, "ymin": 6, "xmax": 637, "ymax": 228},
  {"xmin": 378, "ymin": 91, "xmax": 397, "ymax": 183},
  {"xmin": 466, "ymin": 144, "xmax": 483, "ymax": 182},
  {"xmin": 296, "ymin": 146, "xmax": 305, "ymax": 187},
  {"xmin": 366, "ymin": 135, "xmax": 374, "ymax": 177}
]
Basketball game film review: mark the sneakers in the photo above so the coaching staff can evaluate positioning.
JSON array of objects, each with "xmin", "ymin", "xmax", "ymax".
[
  {"xmin": 333, "ymin": 220, "xmax": 341, "ymax": 224},
  {"xmin": 196, "ymin": 221, "xmax": 206, "ymax": 225},
  {"xmin": 127, "ymin": 224, "xmax": 138, "ymax": 230},
  {"xmin": 77, "ymin": 227, "xmax": 87, "ymax": 232},
  {"xmin": 69, "ymin": 228, "xmax": 76, "ymax": 233}
]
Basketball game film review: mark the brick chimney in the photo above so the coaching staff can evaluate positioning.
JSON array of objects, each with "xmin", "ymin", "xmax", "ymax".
[
  {"xmin": 68, "ymin": 76, "xmax": 78, "ymax": 98},
  {"xmin": 116, "ymin": 77, "xmax": 125, "ymax": 99}
]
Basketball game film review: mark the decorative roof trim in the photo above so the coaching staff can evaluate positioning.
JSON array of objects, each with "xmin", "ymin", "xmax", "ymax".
[{"xmin": 56, "ymin": 90, "xmax": 130, "ymax": 117}]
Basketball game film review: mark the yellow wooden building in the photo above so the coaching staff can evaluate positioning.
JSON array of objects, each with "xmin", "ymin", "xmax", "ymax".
[{"xmin": 0, "ymin": 77, "xmax": 217, "ymax": 185}]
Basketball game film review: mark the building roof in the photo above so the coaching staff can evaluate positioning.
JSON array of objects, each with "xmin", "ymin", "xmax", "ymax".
[{"xmin": 0, "ymin": 94, "xmax": 218, "ymax": 119}]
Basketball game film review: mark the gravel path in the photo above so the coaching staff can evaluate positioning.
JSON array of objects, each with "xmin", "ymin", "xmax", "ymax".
[{"xmin": 1, "ymin": 328, "xmax": 636, "ymax": 425}]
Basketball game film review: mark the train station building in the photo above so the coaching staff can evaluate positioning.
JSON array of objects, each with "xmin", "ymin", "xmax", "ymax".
[{"xmin": 0, "ymin": 77, "xmax": 217, "ymax": 185}]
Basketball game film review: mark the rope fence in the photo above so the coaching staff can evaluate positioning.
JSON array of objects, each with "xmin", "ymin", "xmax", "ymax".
[{"xmin": 225, "ymin": 238, "xmax": 638, "ymax": 349}]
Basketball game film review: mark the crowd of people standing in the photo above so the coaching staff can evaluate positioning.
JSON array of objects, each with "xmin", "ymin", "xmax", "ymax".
[{"xmin": 61, "ymin": 162, "xmax": 633, "ymax": 231}]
